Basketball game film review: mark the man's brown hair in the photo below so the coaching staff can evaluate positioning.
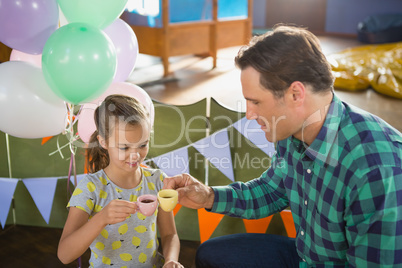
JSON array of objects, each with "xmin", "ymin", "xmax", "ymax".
[{"xmin": 235, "ymin": 25, "xmax": 334, "ymax": 98}]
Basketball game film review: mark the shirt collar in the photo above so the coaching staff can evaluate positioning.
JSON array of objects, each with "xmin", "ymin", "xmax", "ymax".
[{"xmin": 303, "ymin": 93, "xmax": 344, "ymax": 168}]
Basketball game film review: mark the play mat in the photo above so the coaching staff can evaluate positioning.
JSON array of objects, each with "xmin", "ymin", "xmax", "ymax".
[{"xmin": 328, "ymin": 41, "xmax": 402, "ymax": 99}]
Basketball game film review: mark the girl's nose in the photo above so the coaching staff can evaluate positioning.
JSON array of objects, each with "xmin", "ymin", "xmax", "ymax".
[{"xmin": 130, "ymin": 152, "xmax": 140, "ymax": 162}]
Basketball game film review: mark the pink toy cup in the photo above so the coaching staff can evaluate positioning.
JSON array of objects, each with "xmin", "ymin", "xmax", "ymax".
[{"xmin": 136, "ymin": 194, "xmax": 158, "ymax": 216}]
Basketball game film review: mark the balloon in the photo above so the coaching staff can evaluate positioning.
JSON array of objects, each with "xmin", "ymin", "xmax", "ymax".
[
  {"xmin": 104, "ymin": 19, "xmax": 139, "ymax": 82},
  {"xmin": 57, "ymin": 0, "xmax": 129, "ymax": 29},
  {"xmin": 10, "ymin": 50, "xmax": 42, "ymax": 68},
  {"xmin": 78, "ymin": 82, "xmax": 155, "ymax": 143},
  {"xmin": 42, "ymin": 23, "xmax": 117, "ymax": 105},
  {"xmin": 0, "ymin": 61, "xmax": 67, "ymax": 139},
  {"xmin": 58, "ymin": 6, "xmax": 69, "ymax": 27},
  {"xmin": 0, "ymin": 0, "xmax": 59, "ymax": 54}
]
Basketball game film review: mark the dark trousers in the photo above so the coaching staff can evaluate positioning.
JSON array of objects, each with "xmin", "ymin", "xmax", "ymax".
[{"xmin": 196, "ymin": 233, "xmax": 301, "ymax": 268}]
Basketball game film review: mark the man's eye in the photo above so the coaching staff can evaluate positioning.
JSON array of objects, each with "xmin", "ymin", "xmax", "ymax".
[
  {"xmin": 139, "ymin": 144, "xmax": 148, "ymax": 148},
  {"xmin": 119, "ymin": 147, "xmax": 128, "ymax": 150}
]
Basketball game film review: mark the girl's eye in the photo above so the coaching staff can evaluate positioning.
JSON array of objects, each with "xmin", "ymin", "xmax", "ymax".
[
  {"xmin": 139, "ymin": 143, "xmax": 148, "ymax": 149},
  {"xmin": 119, "ymin": 147, "xmax": 129, "ymax": 151}
]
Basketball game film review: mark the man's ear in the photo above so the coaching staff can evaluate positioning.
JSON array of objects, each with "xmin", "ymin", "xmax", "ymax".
[
  {"xmin": 97, "ymin": 135, "xmax": 107, "ymax": 149},
  {"xmin": 286, "ymin": 81, "xmax": 305, "ymax": 107}
]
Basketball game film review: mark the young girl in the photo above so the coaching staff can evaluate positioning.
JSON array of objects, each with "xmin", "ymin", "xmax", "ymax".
[{"xmin": 58, "ymin": 94, "xmax": 183, "ymax": 268}]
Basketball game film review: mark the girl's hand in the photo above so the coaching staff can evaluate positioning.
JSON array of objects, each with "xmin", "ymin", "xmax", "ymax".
[
  {"xmin": 97, "ymin": 199, "xmax": 137, "ymax": 225},
  {"xmin": 163, "ymin": 260, "xmax": 184, "ymax": 268}
]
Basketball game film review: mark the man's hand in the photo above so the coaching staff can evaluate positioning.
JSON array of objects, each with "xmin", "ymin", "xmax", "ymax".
[{"xmin": 163, "ymin": 173, "xmax": 215, "ymax": 210}]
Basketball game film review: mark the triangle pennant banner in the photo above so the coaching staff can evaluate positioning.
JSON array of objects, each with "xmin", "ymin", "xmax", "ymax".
[
  {"xmin": 173, "ymin": 204, "xmax": 182, "ymax": 217},
  {"xmin": 69, "ymin": 173, "xmax": 87, "ymax": 187},
  {"xmin": 243, "ymin": 215, "xmax": 273, "ymax": 234},
  {"xmin": 233, "ymin": 117, "xmax": 275, "ymax": 157},
  {"xmin": 0, "ymin": 178, "xmax": 19, "ymax": 228},
  {"xmin": 23, "ymin": 177, "xmax": 59, "ymax": 224},
  {"xmin": 193, "ymin": 129, "xmax": 235, "ymax": 182},
  {"xmin": 280, "ymin": 210, "xmax": 296, "ymax": 238},
  {"xmin": 150, "ymin": 147, "xmax": 190, "ymax": 177},
  {"xmin": 198, "ymin": 208, "xmax": 224, "ymax": 243}
]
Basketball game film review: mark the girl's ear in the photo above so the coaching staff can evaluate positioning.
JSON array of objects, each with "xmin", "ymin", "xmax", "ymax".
[{"xmin": 97, "ymin": 135, "xmax": 107, "ymax": 149}]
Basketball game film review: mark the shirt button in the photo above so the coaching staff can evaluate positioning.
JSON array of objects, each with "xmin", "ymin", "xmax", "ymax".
[
  {"xmin": 301, "ymin": 230, "xmax": 304, "ymax": 236},
  {"xmin": 304, "ymin": 200, "xmax": 308, "ymax": 205},
  {"xmin": 303, "ymin": 259, "xmax": 306, "ymax": 262},
  {"xmin": 307, "ymin": 169, "xmax": 311, "ymax": 174}
]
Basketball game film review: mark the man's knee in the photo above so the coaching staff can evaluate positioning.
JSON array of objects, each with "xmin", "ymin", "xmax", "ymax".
[{"xmin": 195, "ymin": 239, "xmax": 217, "ymax": 267}]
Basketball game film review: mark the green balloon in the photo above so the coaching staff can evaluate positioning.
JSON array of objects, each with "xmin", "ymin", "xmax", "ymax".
[
  {"xmin": 57, "ymin": 0, "xmax": 128, "ymax": 29},
  {"xmin": 42, "ymin": 23, "xmax": 116, "ymax": 105}
]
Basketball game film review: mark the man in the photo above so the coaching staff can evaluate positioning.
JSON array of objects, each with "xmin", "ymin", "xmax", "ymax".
[{"xmin": 163, "ymin": 25, "xmax": 402, "ymax": 267}]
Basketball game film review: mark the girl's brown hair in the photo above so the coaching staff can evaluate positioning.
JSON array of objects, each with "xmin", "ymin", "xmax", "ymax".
[{"xmin": 86, "ymin": 94, "xmax": 149, "ymax": 173}]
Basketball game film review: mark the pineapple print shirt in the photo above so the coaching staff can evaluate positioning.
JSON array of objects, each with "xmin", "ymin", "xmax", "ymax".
[{"xmin": 68, "ymin": 167, "xmax": 165, "ymax": 268}]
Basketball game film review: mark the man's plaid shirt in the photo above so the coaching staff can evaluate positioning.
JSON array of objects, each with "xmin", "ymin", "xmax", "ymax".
[{"xmin": 211, "ymin": 94, "xmax": 402, "ymax": 267}]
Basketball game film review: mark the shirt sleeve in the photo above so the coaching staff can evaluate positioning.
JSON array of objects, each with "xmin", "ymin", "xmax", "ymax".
[
  {"xmin": 210, "ymin": 151, "xmax": 290, "ymax": 219},
  {"xmin": 68, "ymin": 176, "xmax": 96, "ymax": 215},
  {"xmin": 345, "ymin": 166, "xmax": 402, "ymax": 267}
]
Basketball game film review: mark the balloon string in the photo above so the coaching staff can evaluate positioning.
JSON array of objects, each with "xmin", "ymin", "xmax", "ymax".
[
  {"xmin": 5, "ymin": 133, "xmax": 12, "ymax": 178},
  {"xmin": 73, "ymin": 105, "xmax": 83, "ymax": 126},
  {"xmin": 50, "ymin": 103, "xmax": 81, "ymax": 158},
  {"xmin": 68, "ymin": 104, "xmax": 76, "ymax": 156},
  {"xmin": 66, "ymin": 152, "xmax": 74, "ymax": 197},
  {"xmin": 55, "ymin": 135, "xmax": 64, "ymax": 159}
]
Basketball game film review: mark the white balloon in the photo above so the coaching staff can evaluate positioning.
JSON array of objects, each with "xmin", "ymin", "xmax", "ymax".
[{"xmin": 0, "ymin": 61, "xmax": 68, "ymax": 138}]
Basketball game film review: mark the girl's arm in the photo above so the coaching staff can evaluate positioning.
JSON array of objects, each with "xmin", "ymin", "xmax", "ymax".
[
  {"xmin": 157, "ymin": 209, "xmax": 183, "ymax": 268},
  {"xmin": 58, "ymin": 200, "xmax": 136, "ymax": 264}
]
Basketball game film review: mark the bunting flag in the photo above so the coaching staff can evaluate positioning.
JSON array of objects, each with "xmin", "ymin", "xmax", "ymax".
[
  {"xmin": 0, "ymin": 178, "xmax": 19, "ymax": 228},
  {"xmin": 69, "ymin": 173, "xmax": 87, "ymax": 187},
  {"xmin": 193, "ymin": 129, "xmax": 235, "ymax": 182},
  {"xmin": 23, "ymin": 177, "xmax": 58, "ymax": 224},
  {"xmin": 41, "ymin": 136, "xmax": 53, "ymax": 145},
  {"xmin": 198, "ymin": 208, "xmax": 224, "ymax": 243},
  {"xmin": 242, "ymin": 215, "xmax": 273, "ymax": 234},
  {"xmin": 233, "ymin": 117, "xmax": 275, "ymax": 157},
  {"xmin": 150, "ymin": 147, "xmax": 190, "ymax": 177},
  {"xmin": 280, "ymin": 210, "xmax": 297, "ymax": 238},
  {"xmin": 173, "ymin": 204, "xmax": 182, "ymax": 217}
]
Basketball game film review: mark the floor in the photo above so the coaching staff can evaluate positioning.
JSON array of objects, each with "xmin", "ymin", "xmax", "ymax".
[
  {"xmin": 129, "ymin": 35, "xmax": 402, "ymax": 133},
  {"xmin": 0, "ymin": 225, "xmax": 199, "ymax": 268},
  {"xmin": 1, "ymin": 34, "xmax": 401, "ymax": 268}
]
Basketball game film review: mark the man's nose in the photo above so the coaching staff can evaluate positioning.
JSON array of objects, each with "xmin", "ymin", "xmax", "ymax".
[{"xmin": 246, "ymin": 106, "xmax": 258, "ymax": 120}]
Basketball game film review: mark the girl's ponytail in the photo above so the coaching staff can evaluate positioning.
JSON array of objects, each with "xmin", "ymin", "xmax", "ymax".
[{"xmin": 87, "ymin": 130, "xmax": 109, "ymax": 173}]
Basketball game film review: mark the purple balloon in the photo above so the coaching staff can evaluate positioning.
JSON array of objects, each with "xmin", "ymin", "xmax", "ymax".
[
  {"xmin": 104, "ymin": 18, "xmax": 139, "ymax": 82},
  {"xmin": 0, "ymin": 0, "xmax": 59, "ymax": 55}
]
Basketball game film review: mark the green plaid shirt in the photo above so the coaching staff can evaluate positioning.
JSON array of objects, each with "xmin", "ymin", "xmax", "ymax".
[{"xmin": 211, "ymin": 94, "xmax": 402, "ymax": 267}]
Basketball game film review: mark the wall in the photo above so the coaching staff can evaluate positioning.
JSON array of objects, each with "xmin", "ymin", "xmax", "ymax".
[
  {"xmin": 326, "ymin": 0, "xmax": 402, "ymax": 34},
  {"xmin": 253, "ymin": 0, "xmax": 402, "ymax": 35},
  {"xmin": 253, "ymin": 0, "xmax": 267, "ymax": 28}
]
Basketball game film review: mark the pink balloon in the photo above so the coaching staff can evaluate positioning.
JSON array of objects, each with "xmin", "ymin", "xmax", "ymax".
[
  {"xmin": 77, "ymin": 82, "xmax": 154, "ymax": 143},
  {"xmin": 10, "ymin": 50, "xmax": 42, "ymax": 68},
  {"xmin": 103, "ymin": 19, "xmax": 139, "ymax": 82}
]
